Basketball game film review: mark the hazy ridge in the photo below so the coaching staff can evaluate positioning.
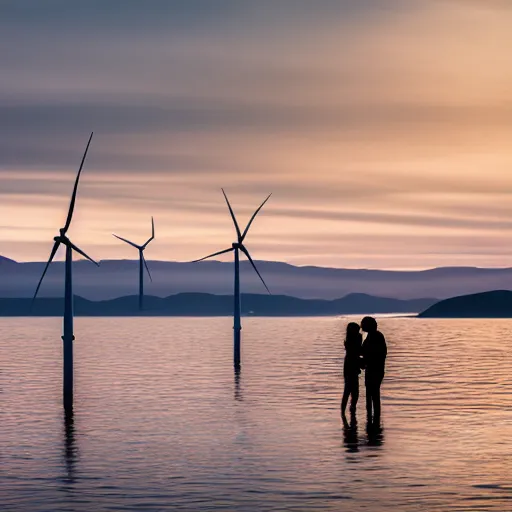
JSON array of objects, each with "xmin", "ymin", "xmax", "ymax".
[
  {"xmin": 2, "ymin": 255, "xmax": 512, "ymax": 301},
  {"xmin": 0, "ymin": 292, "xmax": 435, "ymax": 317}
]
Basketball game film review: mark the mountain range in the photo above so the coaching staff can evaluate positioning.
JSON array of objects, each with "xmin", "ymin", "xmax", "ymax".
[
  {"xmin": 2, "ymin": 255, "xmax": 512, "ymax": 301},
  {"xmin": 0, "ymin": 292, "xmax": 435, "ymax": 317}
]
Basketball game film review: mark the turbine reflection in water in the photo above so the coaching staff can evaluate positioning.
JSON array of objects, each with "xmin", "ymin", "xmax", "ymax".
[
  {"xmin": 62, "ymin": 408, "xmax": 78, "ymax": 485},
  {"xmin": 234, "ymin": 367, "xmax": 242, "ymax": 402}
]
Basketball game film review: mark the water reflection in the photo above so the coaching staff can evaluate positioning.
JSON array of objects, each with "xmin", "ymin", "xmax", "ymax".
[
  {"xmin": 366, "ymin": 420, "xmax": 384, "ymax": 448},
  {"xmin": 62, "ymin": 408, "xmax": 78, "ymax": 484},
  {"xmin": 3, "ymin": 317, "xmax": 511, "ymax": 511},
  {"xmin": 342, "ymin": 413, "xmax": 359, "ymax": 453},
  {"xmin": 234, "ymin": 367, "xmax": 242, "ymax": 401},
  {"xmin": 342, "ymin": 413, "xmax": 385, "ymax": 453}
]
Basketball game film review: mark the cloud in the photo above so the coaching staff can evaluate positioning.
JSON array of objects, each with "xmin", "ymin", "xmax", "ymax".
[{"xmin": 1, "ymin": 1, "xmax": 512, "ymax": 268}]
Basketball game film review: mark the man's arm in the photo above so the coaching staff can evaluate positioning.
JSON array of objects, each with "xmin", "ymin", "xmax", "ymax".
[{"xmin": 377, "ymin": 332, "xmax": 387, "ymax": 361}]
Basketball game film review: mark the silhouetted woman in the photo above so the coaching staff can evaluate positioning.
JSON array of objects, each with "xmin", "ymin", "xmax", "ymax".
[
  {"xmin": 341, "ymin": 322, "xmax": 362, "ymax": 416},
  {"xmin": 361, "ymin": 316, "xmax": 387, "ymax": 423}
]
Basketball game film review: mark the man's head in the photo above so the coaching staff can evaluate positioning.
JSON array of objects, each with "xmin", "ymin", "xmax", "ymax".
[{"xmin": 361, "ymin": 316, "xmax": 378, "ymax": 333}]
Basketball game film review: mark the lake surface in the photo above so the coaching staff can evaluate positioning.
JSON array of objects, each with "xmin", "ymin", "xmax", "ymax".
[{"xmin": 1, "ymin": 317, "xmax": 511, "ymax": 511}]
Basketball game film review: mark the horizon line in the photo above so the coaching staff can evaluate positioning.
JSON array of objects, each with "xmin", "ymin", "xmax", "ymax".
[{"xmin": 1, "ymin": 254, "xmax": 512, "ymax": 273}]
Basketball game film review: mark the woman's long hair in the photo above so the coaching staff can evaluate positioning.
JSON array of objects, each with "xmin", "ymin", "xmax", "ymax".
[{"xmin": 345, "ymin": 322, "xmax": 360, "ymax": 343}]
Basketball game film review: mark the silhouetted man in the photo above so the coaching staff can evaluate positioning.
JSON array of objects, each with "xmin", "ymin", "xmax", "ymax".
[{"xmin": 361, "ymin": 316, "xmax": 387, "ymax": 423}]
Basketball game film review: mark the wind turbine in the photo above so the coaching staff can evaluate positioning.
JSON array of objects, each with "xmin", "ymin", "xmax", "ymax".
[
  {"xmin": 32, "ymin": 132, "xmax": 99, "ymax": 411},
  {"xmin": 193, "ymin": 189, "xmax": 271, "ymax": 368},
  {"xmin": 112, "ymin": 217, "xmax": 155, "ymax": 311}
]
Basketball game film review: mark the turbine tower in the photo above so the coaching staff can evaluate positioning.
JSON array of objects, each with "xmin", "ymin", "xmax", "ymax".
[
  {"xmin": 112, "ymin": 217, "xmax": 155, "ymax": 311},
  {"xmin": 193, "ymin": 189, "xmax": 271, "ymax": 368},
  {"xmin": 32, "ymin": 132, "xmax": 99, "ymax": 411}
]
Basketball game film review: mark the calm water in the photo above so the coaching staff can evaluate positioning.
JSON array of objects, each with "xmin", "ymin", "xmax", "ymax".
[{"xmin": 1, "ymin": 317, "xmax": 511, "ymax": 511}]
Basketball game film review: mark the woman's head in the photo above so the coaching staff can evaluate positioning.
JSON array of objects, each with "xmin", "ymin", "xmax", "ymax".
[
  {"xmin": 346, "ymin": 322, "xmax": 360, "ymax": 337},
  {"xmin": 361, "ymin": 316, "xmax": 378, "ymax": 333}
]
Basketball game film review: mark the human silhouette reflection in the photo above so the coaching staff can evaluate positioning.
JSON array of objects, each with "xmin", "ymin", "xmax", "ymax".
[
  {"xmin": 342, "ymin": 412, "xmax": 359, "ymax": 453},
  {"xmin": 366, "ymin": 419, "xmax": 384, "ymax": 448},
  {"xmin": 62, "ymin": 408, "xmax": 78, "ymax": 484},
  {"xmin": 234, "ymin": 366, "xmax": 242, "ymax": 401}
]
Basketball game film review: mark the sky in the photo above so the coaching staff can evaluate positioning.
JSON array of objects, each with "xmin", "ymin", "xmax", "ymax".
[{"xmin": 1, "ymin": 0, "xmax": 512, "ymax": 269}]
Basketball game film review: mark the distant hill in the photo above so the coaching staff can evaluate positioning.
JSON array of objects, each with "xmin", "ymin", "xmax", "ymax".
[
  {"xmin": 1, "ymin": 254, "xmax": 512, "ymax": 301},
  {"xmin": 419, "ymin": 290, "xmax": 512, "ymax": 318},
  {"xmin": 0, "ymin": 255, "xmax": 17, "ymax": 264},
  {"xmin": 0, "ymin": 292, "xmax": 435, "ymax": 317}
]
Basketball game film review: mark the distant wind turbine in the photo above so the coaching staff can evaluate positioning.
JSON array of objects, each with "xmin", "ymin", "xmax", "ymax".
[
  {"xmin": 112, "ymin": 217, "xmax": 155, "ymax": 311},
  {"xmin": 193, "ymin": 189, "xmax": 271, "ymax": 368},
  {"xmin": 32, "ymin": 132, "xmax": 99, "ymax": 411}
]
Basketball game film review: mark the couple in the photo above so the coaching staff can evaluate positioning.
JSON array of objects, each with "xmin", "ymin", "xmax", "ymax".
[{"xmin": 341, "ymin": 316, "xmax": 387, "ymax": 423}]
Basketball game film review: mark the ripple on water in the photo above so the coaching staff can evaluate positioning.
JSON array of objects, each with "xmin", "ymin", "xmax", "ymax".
[{"xmin": 1, "ymin": 316, "xmax": 511, "ymax": 511}]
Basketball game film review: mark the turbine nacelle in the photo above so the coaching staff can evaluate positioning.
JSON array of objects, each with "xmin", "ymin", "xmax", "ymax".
[{"xmin": 54, "ymin": 234, "xmax": 71, "ymax": 245}]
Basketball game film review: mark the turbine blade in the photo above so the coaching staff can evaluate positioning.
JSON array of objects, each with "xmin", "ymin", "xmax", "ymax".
[
  {"xmin": 68, "ymin": 241, "xmax": 99, "ymax": 266},
  {"xmin": 191, "ymin": 247, "xmax": 234, "ymax": 263},
  {"xmin": 142, "ymin": 216, "xmax": 155, "ymax": 248},
  {"xmin": 32, "ymin": 240, "xmax": 60, "ymax": 304},
  {"xmin": 239, "ymin": 245, "xmax": 271, "ymax": 294},
  {"xmin": 241, "ymin": 193, "xmax": 271, "ymax": 242},
  {"xmin": 62, "ymin": 132, "xmax": 94, "ymax": 233},
  {"xmin": 142, "ymin": 254, "xmax": 152, "ymax": 282},
  {"xmin": 113, "ymin": 234, "xmax": 140, "ymax": 249},
  {"xmin": 222, "ymin": 188, "xmax": 242, "ymax": 242}
]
